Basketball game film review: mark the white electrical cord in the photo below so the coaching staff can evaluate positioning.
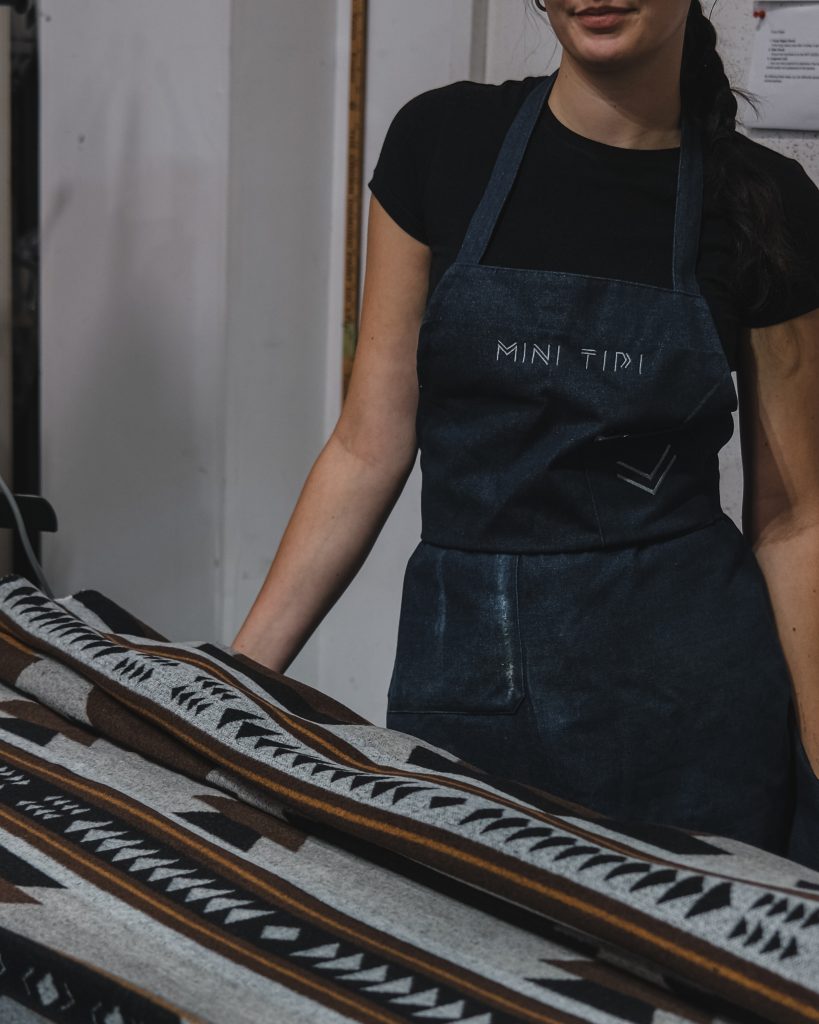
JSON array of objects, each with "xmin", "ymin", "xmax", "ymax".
[{"xmin": 0, "ymin": 469, "xmax": 55, "ymax": 598}]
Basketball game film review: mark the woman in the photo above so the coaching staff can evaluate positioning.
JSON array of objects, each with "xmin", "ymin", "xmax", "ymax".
[{"xmin": 234, "ymin": 1, "xmax": 819, "ymax": 868}]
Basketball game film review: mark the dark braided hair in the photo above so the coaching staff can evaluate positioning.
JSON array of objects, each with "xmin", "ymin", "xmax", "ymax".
[
  {"xmin": 531, "ymin": 0, "xmax": 805, "ymax": 315},
  {"xmin": 681, "ymin": 0, "xmax": 801, "ymax": 315}
]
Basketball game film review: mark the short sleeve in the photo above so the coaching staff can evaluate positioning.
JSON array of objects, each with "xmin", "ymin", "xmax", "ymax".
[
  {"xmin": 367, "ymin": 86, "xmax": 449, "ymax": 245},
  {"xmin": 742, "ymin": 158, "xmax": 819, "ymax": 328}
]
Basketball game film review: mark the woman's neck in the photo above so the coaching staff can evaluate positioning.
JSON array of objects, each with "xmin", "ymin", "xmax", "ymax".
[{"xmin": 547, "ymin": 53, "xmax": 683, "ymax": 150}]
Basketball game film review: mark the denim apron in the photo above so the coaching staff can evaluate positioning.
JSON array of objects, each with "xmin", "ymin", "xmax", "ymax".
[{"xmin": 386, "ymin": 71, "xmax": 819, "ymax": 868}]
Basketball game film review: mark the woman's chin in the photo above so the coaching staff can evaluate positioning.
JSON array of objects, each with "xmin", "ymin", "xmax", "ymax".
[
  {"xmin": 568, "ymin": 40, "xmax": 648, "ymax": 71},
  {"xmin": 573, "ymin": 55, "xmax": 639, "ymax": 74}
]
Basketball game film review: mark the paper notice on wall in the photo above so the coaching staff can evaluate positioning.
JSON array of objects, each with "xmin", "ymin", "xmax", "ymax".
[{"xmin": 746, "ymin": 2, "xmax": 819, "ymax": 130}]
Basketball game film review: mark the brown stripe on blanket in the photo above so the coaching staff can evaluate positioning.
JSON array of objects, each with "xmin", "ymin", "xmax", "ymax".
[
  {"xmin": 0, "ymin": 627, "xmax": 218, "ymax": 783},
  {"xmin": 2, "ymin": 615, "xmax": 379, "ymax": 774},
  {"xmin": 203, "ymin": 643, "xmax": 371, "ymax": 726},
  {"xmin": 0, "ymin": 625, "xmax": 40, "ymax": 680},
  {"xmin": 108, "ymin": 637, "xmax": 387, "ymax": 771},
  {"xmin": 87, "ymin": 686, "xmax": 213, "ymax": 782},
  {"xmin": 0, "ymin": 699, "xmax": 95, "ymax": 747},
  {"xmin": 0, "ymin": 741, "xmax": 583, "ymax": 1024},
  {"xmin": 0, "ymin": 879, "xmax": 38, "ymax": 904},
  {"xmin": 190, "ymin": 793, "xmax": 306, "ymax": 852}
]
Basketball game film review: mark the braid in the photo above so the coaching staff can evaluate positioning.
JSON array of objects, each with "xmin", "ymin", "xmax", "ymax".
[{"xmin": 681, "ymin": 0, "xmax": 802, "ymax": 314}]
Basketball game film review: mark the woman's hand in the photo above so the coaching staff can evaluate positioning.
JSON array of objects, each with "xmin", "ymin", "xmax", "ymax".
[
  {"xmin": 738, "ymin": 306, "xmax": 819, "ymax": 772},
  {"xmin": 232, "ymin": 196, "xmax": 431, "ymax": 673}
]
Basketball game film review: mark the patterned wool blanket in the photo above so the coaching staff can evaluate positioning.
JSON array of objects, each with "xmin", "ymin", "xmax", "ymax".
[{"xmin": 0, "ymin": 575, "xmax": 818, "ymax": 1024}]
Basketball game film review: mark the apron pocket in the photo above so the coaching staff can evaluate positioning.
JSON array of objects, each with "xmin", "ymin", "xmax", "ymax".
[{"xmin": 388, "ymin": 543, "xmax": 525, "ymax": 714}]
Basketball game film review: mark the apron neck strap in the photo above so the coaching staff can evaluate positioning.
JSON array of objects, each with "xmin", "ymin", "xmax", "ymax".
[
  {"xmin": 672, "ymin": 112, "xmax": 703, "ymax": 294},
  {"xmin": 456, "ymin": 74, "xmax": 554, "ymax": 268},
  {"xmin": 455, "ymin": 70, "xmax": 704, "ymax": 297}
]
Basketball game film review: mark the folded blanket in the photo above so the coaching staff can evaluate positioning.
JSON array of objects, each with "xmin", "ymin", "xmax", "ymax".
[{"xmin": 0, "ymin": 574, "xmax": 817, "ymax": 1024}]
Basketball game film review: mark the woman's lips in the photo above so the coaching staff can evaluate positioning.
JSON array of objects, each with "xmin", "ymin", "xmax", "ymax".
[{"xmin": 575, "ymin": 9, "xmax": 635, "ymax": 30}]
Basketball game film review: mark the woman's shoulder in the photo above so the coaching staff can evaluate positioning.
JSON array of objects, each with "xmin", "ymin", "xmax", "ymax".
[
  {"xmin": 725, "ymin": 132, "xmax": 819, "ymax": 327},
  {"xmin": 728, "ymin": 130, "xmax": 819, "ymax": 199},
  {"xmin": 400, "ymin": 75, "xmax": 544, "ymax": 113},
  {"xmin": 382, "ymin": 75, "xmax": 543, "ymax": 144},
  {"xmin": 708, "ymin": 130, "xmax": 819, "ymax": 255},
  {"xmin": 368, "ymin": 77, "xmax": 542, "ymax": 243}
]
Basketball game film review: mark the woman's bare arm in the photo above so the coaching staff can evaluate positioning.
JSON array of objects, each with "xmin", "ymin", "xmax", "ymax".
[
  {"xmin": 231, "ymin": 196, "xmax": 431, "ymax": 672},
  {"xmin": 738, "ymin": 306, "xmax": 819, "ymax": 771}
]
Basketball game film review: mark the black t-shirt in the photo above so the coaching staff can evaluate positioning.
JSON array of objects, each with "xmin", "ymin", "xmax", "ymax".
[{"xmin": 367, "ymin": 76, "xmax": 819, "ymax": 372}]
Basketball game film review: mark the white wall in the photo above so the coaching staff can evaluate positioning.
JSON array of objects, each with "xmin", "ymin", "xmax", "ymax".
[
  {"xmin": 221, "ymin": 0, "xmax": 338, "ymax": 684},
  {"xmin": 38, "ymin": 0, "xmax": 339, "ymax": 654},
  {"xmin": 485, "ymin": 0, "xmax": 559, "ymax": 80},
  {"xmin": 0, "ymin": 10, "xmax": 11, "ymax": 575},
  {"xmin": 39, "ymin": 0, "xmax": 231, "ymax": 638}
]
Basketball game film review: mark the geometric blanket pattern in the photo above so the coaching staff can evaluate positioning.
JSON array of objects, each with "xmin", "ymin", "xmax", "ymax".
[{"xmin": 0, "ymin": 575, "xmax": 818, "ymax": 1024}]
